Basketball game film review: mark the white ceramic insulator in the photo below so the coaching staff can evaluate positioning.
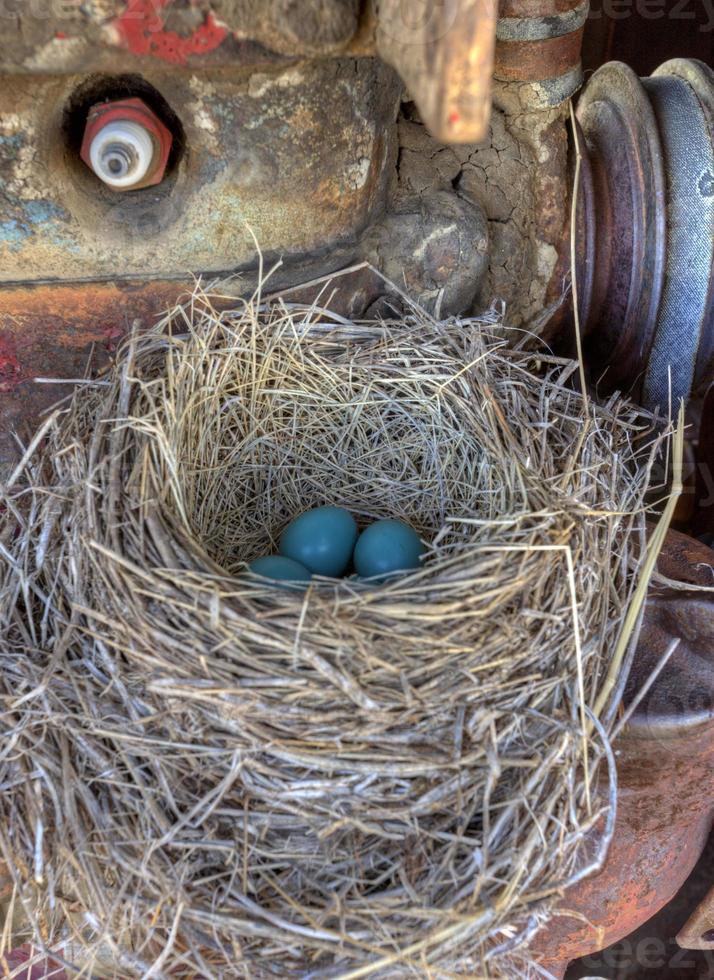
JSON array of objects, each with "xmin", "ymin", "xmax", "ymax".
[{"xmin": 89, "ymin": 119, "xmax": 155, "ymax": 189}]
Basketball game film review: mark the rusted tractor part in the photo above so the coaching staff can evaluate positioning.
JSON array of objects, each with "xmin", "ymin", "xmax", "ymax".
[
  {"xmin": 572, "ymin": 58, "xmax": 714, "ymax": 408},
  {"xmin": 80, "ymin": 97, "xmax": 173, "ymax": 191},
  {"xmin": 527, "ymin": 530, "xmax": 714, "ymax": 976},
  {"xmin": 0, "ymin": 3, "xmax": 580, "ymax": 474},
  {"xmin": 495, "ymin": 0, "xmax": 588, "ymax": 106}
]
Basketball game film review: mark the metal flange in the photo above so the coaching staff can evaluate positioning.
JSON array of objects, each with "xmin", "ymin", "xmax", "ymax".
[
  {"xmin": 574, "ymin": 59, "xmax": 714, "ymax": 407},
  {"xmin": 575, "ymin": 61, "xmax": 666, "ymax": 393},
  {"xmin": 642, "ymin": 59, "xmax": 714, "ymax": 408}
]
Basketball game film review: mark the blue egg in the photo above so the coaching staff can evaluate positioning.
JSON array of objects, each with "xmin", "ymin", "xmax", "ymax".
[
  {"xmin": 279, "ymin": 506, "xmax": 357, "ymax": 577},
  {"xmin": 248, "ymin": 555, "xmax": 312, "ymax": 586},
  {"xmin": 353, "ymin": 519, "xmax": 425, "ymax": 580}
]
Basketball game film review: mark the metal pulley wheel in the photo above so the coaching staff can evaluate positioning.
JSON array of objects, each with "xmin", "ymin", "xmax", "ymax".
[
  {"xmin": 574, "ymin": 59, "xmax": 714, "ymax": 408},
  {"xmin": 642, "ymin": 61, "xmax": 714, "ymax": 409}
]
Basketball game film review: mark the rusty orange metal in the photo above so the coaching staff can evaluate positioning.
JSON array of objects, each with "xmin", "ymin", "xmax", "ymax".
[
  {"xmin": 494, "ymin": 30, "xmax": 585, "ymax": 81},
  {"xmin": 0, "ymin": 280, "xmax": 189, "ymax": 469},
  {"xmin": 527, "ymin": 530, "xmax": 714, "ymax": 976}
]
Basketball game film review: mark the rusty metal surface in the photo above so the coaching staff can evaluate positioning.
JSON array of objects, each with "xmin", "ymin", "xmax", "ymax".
[
  {"xmin": 533, "ymin": 745, "xmax": 714, "ymax": 978},
  {"xmin": 654, "ymin": 525, "xmax": 714, "ymax": 588},
  {"xmin": 573, "ymin": 61, "xmax": 666, "ymax": 393},
  {"xmin": 527, "ymin": 531, "xmax": 714, "ymax": 977},
  {"xmin": 0, "ymin": 279, "xmax": 186, "ymax": 466},
  {"xmin": 0, "ymin": 0, "xmax": 587, "ymax": 142},
  {"xmin": 497, "ymin": 0, "xmax": 588, "ymax": 38},
  {"xmin": 0, "ymin": 100, "xmax": 494, "ymax": 470},
  {"xmin": 0, "ymin": 59, "xmax": 400, "ymax": 282},
  {"xmin": 376, "ymin": 0, "xmax": 498, "ymax": 144},
  {"xmin": 628, "ymin": 593, "xmax": 714, "ymax": 736},
  {"xmin": 494, "ymin": 30, "xmax": 584, "ymax": 82},
  {"xmin": 0, "ymin": 0, "xmax": 498, "ymax": 146},
  {"xmin": 0, "ymin": 95, "xmax": 496, "ymax": 472},
  {"xmin": 566, "ymin": 828, "xmax": 714, "ymax": 978},
  {"xmin": 500, "ymin": 0, "xmax": 588, "ymax": 14}
]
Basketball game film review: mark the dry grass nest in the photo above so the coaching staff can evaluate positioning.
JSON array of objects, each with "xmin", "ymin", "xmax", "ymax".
[{"xmin": 0, "ymin": 282, "xmax": 673, "ymax": 978}]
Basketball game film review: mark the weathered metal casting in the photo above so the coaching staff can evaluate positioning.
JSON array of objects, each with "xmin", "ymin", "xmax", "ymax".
[
  {"xmin": 0, "ymin": 0, "xmax": 582, "ymax": 285},
  {"xmin": 0, "ymin": 59, "xmax": 401, "ymax": 282},
  {"xmin": 571, "ymin": 59, "xmax": 714, "ymax": 408},
  {"xmin": 0, "ymin": 0, "xmax": 506, "ymax": 147},
  {"xmin": 0, "ymin": 0, "xmax": 586, "ymax": 473},
  {"xmin": 0, "ymin": 0, "xmax": 364, "ymax": 73},
  {"xmin": 527, "ymin": 530, "xmax": 714, "ymax": 976},
  {"xmin": 0, "ymin": 0, "xmax": 501, "ymax": 145},
  {"xmin": 0, "ymin": 94, "xmax": 493, "ymax": 471}
]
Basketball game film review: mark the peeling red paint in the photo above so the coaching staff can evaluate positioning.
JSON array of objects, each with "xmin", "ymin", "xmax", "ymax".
[
  {"xmin": 113, "ymin": 0, "xmax": 228, "ymax": 64},
  {"xmin": 0, "ymin": 343, "xmax": 21, "ymax": 393},
  {"xmin": 103, "ymin": 324, "xmax": 125, "ymax": 353}
]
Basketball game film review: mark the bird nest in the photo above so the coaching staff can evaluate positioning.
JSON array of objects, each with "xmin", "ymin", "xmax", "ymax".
[{"xmin": 0, "ymin": 285, "xmax": 671, "ymax": 977}]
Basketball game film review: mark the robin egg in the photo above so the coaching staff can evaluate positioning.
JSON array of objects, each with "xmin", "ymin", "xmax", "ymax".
[
  {"xmin": 279, "ymin": 506, "xmax": 358, "ymax": 577},
  {"xmin": 248, "ymin": 555, "xmax": 312, "ymax": 586},
  {"xmin": 353, "ymin": 519, "xmax": 425, "ymax": 580}
]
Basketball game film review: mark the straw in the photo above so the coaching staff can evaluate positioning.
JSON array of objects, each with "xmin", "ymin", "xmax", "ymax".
[{"xmin": 0, "ymin": 284, "xmax": 673, "ymax": 977}]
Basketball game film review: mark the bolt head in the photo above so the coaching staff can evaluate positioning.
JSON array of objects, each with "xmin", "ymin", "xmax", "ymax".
[{"xmin": 80, "ymin": 97, "xmax": 173, "ymax": 191}]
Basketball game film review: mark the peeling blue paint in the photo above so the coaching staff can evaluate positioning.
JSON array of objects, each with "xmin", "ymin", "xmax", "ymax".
[
  {"xmin": 0, "ymin": 133, "xmax": 23, "ymax": 152},
  {"xmin": 24, "ymin": 200, "xmax": 67, "ymax": 224},
  {"xmin": 0, "ymin": 219, "xmax": 26, "ymax": 245},
  {"xmin": 0, "ymin": 198, "xmax": 77, "ymax": 252}
]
